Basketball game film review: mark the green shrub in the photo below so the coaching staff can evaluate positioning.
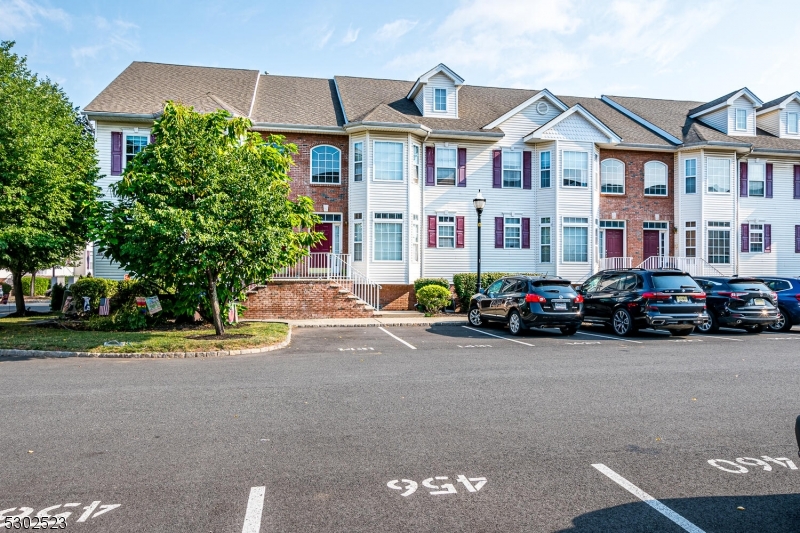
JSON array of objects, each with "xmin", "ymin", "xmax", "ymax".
[
  {"xmin": 50, "ymin": 283, "xmax": 66, "ymax": 312},
  {"xmin": 413, "ymin": 278, "xmax": 450, "ymax": 293},
  {"xmin": 112, "ymin": 304, "xmax": 147, "ymax": 331},
  {"xmin": 416, "ymin": 285, "xmax": 452, "ymax": 315},
  {"xmin": 452, "ymin": 272, "xmax": 543, "ymax": 311},
  {"xmin": 115, "ymin": 279, "xmax": 157, "ymax": 306},
  {"xmin": 20, "ymin": 276, "xmax": 50, "ymax": 296},
  {"xmin": 1, "ymin": 282, "xmax": 11, "ymax": 296},
  {"xmin": 69, "ymin": 277, "xmax": 118, "ymax": 314}
]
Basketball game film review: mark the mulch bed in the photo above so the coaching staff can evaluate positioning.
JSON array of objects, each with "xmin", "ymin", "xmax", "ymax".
[{"xmin": 185, "ymin": 333, "xmax": 253, "ymax": 340}]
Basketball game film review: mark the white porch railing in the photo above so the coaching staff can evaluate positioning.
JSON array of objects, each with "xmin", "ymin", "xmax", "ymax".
[
  {"xmin": 635, "ymin": 256, "xmax": 723, "ymax": 276},
  {"xmin": 272, "ymin": 253, "xmax": 381, "ymax": 310},
  {"xmin": 599, "ymin": 257, "xmax": 633, "ymax": 271}
]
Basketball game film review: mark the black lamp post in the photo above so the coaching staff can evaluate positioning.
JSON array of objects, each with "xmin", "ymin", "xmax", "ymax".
[{"xmin": 473, "ymin": 190, "xmax": 486, "ymax": 294}]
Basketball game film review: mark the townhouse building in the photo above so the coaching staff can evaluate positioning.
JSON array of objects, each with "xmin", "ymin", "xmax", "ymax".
[{"xmin": 83, "ymin": 62, "xmax": 800, "ymax": 312}]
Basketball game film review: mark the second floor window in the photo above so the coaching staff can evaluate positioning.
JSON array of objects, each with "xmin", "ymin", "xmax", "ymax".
[
  {"xmin": 374, "ymin": 141, "xmax": 403, "ymax": 181},
  {"xmin": 353, "ymin": 142, "xmax": 363, "ymax": 182},
  {"xmin": 563, "ymin": 151, "xmax": 588, "ymax": 187},
  {"xmin": 436, "ymin": 147, "xmax": 457, "ymax": 186},
  {"xmin": 434, "ymin": 88, "xmax": 447, "ymax": 111},
  {"xmin": 311, "ymin": 145, "xmax": 341, "ymax": 184},
  {"xmin": 413, "ymin": 145, "xmax": 420, "ymax": 183},
  {"xmin": 685, "ymin": 159, "xmax": 697, "ymax": 194},
  {"xmin": 600, "ymin": 159, "xmax": 624, "ymax": 194},
  {"xmin": 707, "ymin": 158, "xmax": 730, "ymax": 193},
  {"xmin": 749, "ymin": 163, "xmax": 765, "ymax": 197},
  {"xmin": 644, "ymin": 161, "xmax": 667, "ymax": 196},
  {"xmin": 125, "ymin": 135, "xmax": 148, "ymax": 166},
  {"xmin": 503, "ymin": 151, "xmax": 522, "ymax": 188},
  {"xmin": 540, "ymin": 151, "xmax": 551, "ymax": 188}
]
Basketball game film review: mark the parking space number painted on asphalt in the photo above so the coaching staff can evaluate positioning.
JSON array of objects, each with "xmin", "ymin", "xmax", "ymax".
[
  {"xmin": 707, "ymin": 455, "xmax": 797, "ymax": 474},
  {"xmin": 387, "ymin": 475, "xmax": 487, "ymax": 497}
]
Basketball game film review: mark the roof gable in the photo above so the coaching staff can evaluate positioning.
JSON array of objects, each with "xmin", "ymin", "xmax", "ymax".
[
  {"xmin": 688, "ymin": 88, "xmax": 763, "ymax": 118},
  {"xmin": 757, "ymin": 92, "xmax": 800, "ymax": 115},
  {"xmin": 406, "ymin": 63, "xmax": 465, "ymax": 99},
  {"xmin": 482, "ymin": 89, "xmax": 568, "ymax": 130},
  {"xmin": 524, "ymin": 105, "xmax": 621, "ymax": 144}
]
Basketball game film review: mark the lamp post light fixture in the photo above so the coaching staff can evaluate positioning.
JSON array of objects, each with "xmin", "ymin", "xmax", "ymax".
[{"xmin": 473, "ymin": 190, "xmax": 486, "ymax": 294}]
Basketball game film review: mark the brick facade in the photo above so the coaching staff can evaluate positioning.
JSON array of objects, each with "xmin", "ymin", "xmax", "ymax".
[
  {"xmin": 242, "ymin": 280, "xmax": 375, "ymax": 319},
  {"xmin": 599, "ymin": 149, "xmax": 675, "ymax": 267},
  {"xmin": 380, "ymin": 284, "xmax": 417, "ymax": 311}
]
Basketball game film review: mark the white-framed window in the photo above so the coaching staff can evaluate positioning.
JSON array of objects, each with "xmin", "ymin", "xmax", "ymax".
[
  {"xmin": 788, "ymin": 112, "xmax": 799, "ymax": 135},
  {"xmin": 748, "ymin": 162, "xmax": 765, "ymax": 197},
  {"xmin": 735, "ymin": 108, "xmax": 747, "ymax": 131},
  {"xmin": 504, "ymin": 217, "xmax": 521, "ymax": 249},
  {"xmin": 311, "ymin": 145, "xmax": 341, "ymax": 184},
  {"xmin": 437, "ymin": 215, "xmax": 455, "ymax": 248},
  {"xmin": 411, "ymin": 214, "xmax": 420, "ymax": 261},
  {"xmin": 600, "ymin": 159, "xmax": 625, "ymax": 194},
  {"xmin": 434, "ymin": 88, "xmax": 447, "ymax": 111},
  {"xmin": 685, "ymin": 159, "xmax": 697, "ymax": 194},
  {"xmin": 685, "ymin": 221, "xmax": 696, "ymax": 258},
  {"xmin": 353, "ymin": 142, "xmax": 363, "ymax": 182},
  {"xmin": 540, "ymin": 151, "xmax": 551, "ymax": 188},
  {"xmin": 644, "ymin": 161, "xmax": 667, "ymax": 196},
  {"xmin": 125, "ymin": 135, "xmax": 148, "ymax": 166},
  {"xmin": 562, "ymin": 151, "xmax": 588, "ymax": 187},
  {"xmin": 749, "ymin": 224, "xmax": 764, "ymax": 253},
  {"xmin": 563, "ymin": 217, "xmax": 589, "ymax": 262},
  {"xmin": 707, "ymin": 221, "xmax": 731, "ymax": 264},
  {"xmin": 707, "ymin": 158, "xmax": 731, "ymax": 193},
  {"xmin": 503, "ymin": 150, "xmax": 522, "ymax": 188},
  {"xmin": 353, "ymin": 213, "xmax": 363, "ymax": 262},
  {"xmin": 436, "ymin": 147, "xmax": 457, "ymax": 186},
  {"xmin": 373, "ymin": 213, "xmax": 403, "ymax": 261},
  {"xmin": 373, "ymin": 141, "xmax": 403, "ymax": 181},
  {"xmin": 413, "ymin": 145, "xmax": 420, "ymax": 183},
  {"xmin": 540, "ymin": 217, "xmax": 551, "ymax": 263}
]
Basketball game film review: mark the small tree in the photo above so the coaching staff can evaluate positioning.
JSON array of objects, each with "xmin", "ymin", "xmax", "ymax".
[
  {"xmin": 0, "ymin": 41, "xmax": 100, "ymax": 315},
  {"xmin": 95, "ymin": 102, "xmax": 320, "ymax": 334}
]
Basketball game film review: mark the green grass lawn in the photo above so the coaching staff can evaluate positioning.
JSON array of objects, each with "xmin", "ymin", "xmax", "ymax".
[{"xmin": 0, "ymin": 316, "xmax": 288, "ymax": 354}]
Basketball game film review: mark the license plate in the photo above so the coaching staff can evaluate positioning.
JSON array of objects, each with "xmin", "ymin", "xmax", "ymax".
[
  {"xmin": 753, "ymin": 298, "xmax": 765, "ymax": 306},
  {"xmin": 676, "ymin": 296, "xmax": 688, "ymax": 303},
  {"xmin": 554, "ymin": 302, "xmax": 567, "ymax": 310}
]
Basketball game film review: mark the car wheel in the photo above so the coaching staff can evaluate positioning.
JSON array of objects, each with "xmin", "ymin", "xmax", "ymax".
[
  {"xmin": 670, "ymin": 328, "xmax": 693, "ymax": 337},
  {"xmin": 611, "ymin": 308, "xmax": 636, "ymax": 337},
  {"xmin": 508, "ymin": 310, "xmax": 523, "ymax": 336},
  {"xmin": 745, "ymin": 324, "xmax": 764, "ymax": 334},
  {"xmin": 769, "ymin": 309, "xmax": 793, "ymax": 333},
  {"xmin": 468, "ymin": 306, "xmax": 484, "ymax": 327},
  {"xmin": 696, "ymin": 312, "xmax": 719, "ymax": 334},
  {"xmin": 560, "ymin": 326, "xmax": 578, "ymax": 336}
]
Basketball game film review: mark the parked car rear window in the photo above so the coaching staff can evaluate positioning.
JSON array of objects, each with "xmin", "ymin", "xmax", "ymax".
[
  {"xmin": 728, "ymin": 281, "xmax": 770, "ymax": 292},
  {"xmin": 764, "ymin": 279, "xmax": 792, "ymax": 291},
  {"xmin": 651, "ymin": 274, "xmax": 699, "ymax": 290},
  {"xmin": 531, "ymin": 280, "xmax": 572, "ymax": 288}
]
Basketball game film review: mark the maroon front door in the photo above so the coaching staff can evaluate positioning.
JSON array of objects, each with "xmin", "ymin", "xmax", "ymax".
[
  {"xmin": 310, "ymin": 223, "xmax": 333, "ymax": 269},
  {"xmin": 605, "ymin": 229, "xmax": 624, "ymax": 258},
  {"xmin": 643, "ymin": 230, "xmax": 660, "ymax": 261}
]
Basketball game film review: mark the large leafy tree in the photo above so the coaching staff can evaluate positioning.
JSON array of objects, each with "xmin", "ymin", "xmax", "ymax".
[
  {"xmin": 0, "ymin": 41, "xmax": 100, "ymax": 315},
  {"xmin": 95, "ymin": 102, "xmax": 320, "ymax": 335}
]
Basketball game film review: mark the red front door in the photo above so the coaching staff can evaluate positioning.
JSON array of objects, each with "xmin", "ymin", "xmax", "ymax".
[
  {"xmin": 605, "ymin": 229, "xmax": 624, "ymax": 258},
  {"xmin": 643, "ymin": 230, "xmax": 660, "ymax": 261},
  {"xmin": 310, "ymin": 223, "xmax": 333, "ymax": 269}
]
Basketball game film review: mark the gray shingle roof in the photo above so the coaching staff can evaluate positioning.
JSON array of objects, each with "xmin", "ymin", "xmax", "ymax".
[
  {"xmin": 687, "ymin": 88, "xmax": 743, "ymax": 116},
  {"xmin": 558, "ymin": 96, "xmax": 673, "ymax": 146},
  {"xmin": 758, "ymin": 92, "xmax": 797, "ymax": 112},
  {"xmin": 84, "ymin": 62, "xmax": 259, "ymax": 116},
  {"xmin": 250, "ymin": 75, "xmax": 344, "ymax": 127}
]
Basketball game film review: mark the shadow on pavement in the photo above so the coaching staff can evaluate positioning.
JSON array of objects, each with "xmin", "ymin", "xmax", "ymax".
[{"xmin": 556, "ymin": 493, "xmax": 800, "ymax": 532}]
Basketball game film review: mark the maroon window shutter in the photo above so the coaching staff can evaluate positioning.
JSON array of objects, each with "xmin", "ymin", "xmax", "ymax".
[
  {"xmin": 741, "ymin": 223, "xmax": 749, "ymax": 252},
  {"xmin": 494, "ymin": 217, "xmax": 504, "ymax": 248},
  {"xmin": 425, "ymin": 146, "xmax": 436, "ymax": 186},
  {"xmin": 796, "ymin": 225, "xmax": 800, "ymax": 253},
  {"xmin": 427, "ymin": 215, "xmax": 437, "ymax": 247},
  {"xmin": 765, "ymin": 163, "xmax": 773, "ymax": 198},
  {"xmin": 493, "ymin": 150, "xmax": 502, "ymax": 188},
  {"xmin": 522, "ymin": 151, "xmax": 532, "ymax": 190},
  {"xmin": 522, "ymin": 218, "xmax": 530, "ymax": 248},
  {"xmin": 794, "ymin": 165, "xmax": 800, "ymax": 199},
  {"xmin": 456, "ymin": 216, "xmax": 465, "ymax": 248},
  {"xmin": 739, "ymin": 162, "xmax": 748, "ymax": 197},
  {"xmin": 111, "ymin": 132, "xmax": 123, "ymax": 176},
  {"xmin": 764, "ymin": 224, "xmax": 772, "ymax": 253},
  {"xmin": 149, "ymin": 133, "xmax": 155, "ymax": 144},
  {"xmin": 457, "ymin": 148, "xmax": 467, "ymax": 187}
]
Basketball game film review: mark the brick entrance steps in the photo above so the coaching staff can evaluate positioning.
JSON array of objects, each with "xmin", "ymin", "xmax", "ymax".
[{"xmin": 242, "ymin": 279, "xmax": 380, "ymax": 320}]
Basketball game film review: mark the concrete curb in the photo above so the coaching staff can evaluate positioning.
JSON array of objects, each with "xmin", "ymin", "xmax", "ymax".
[
  {"xmin": 291, "ymin": 320, "xmax": 468, "ymax": 328},
  {"xmin": 0, "ymin": 325, "xmax": 292, "ymax": 360}
]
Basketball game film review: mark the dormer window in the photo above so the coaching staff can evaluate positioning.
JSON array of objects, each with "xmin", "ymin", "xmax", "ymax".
[
  {"xmin": 735, "ymin": 109, "xmax": 747, "ymax": 131},
  {"xmin": 788, "ymin": 112, "xmax": 799, "ymax": 134},
  {"xmin": 434, "ymin": 88, "xmax": 447, "ymax": 112}
]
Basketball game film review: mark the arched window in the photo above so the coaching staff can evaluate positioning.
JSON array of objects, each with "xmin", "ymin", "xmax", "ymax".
[
  {"xmin": 600, "ymin": 159, "xmax": 625, "ymax": 194},
  {"xmin": 311, "ymin": 145, "xmax": 341, "ymax": 184},
  {"xmin": 644, "ymin": 161, "xmax": 668, "ymax": 196}
]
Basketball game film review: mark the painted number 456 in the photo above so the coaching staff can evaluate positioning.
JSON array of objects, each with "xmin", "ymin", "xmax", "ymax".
[{"xmin": 387, "ymin": 475, "xmax": 487, "ymax": 497}]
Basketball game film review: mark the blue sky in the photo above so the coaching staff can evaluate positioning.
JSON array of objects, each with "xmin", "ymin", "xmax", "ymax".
[{"xmin": 2, "ymin": 0, "xmax": 800, "ymax": 109}]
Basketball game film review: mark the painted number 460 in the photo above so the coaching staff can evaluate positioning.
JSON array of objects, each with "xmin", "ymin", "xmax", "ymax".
[{"xmin": 387, "ymin": 475, "xmax": 487, "ymax": 497}]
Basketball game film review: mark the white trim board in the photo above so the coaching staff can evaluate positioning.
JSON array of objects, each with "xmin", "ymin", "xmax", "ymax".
[
  {"xmin": 523, "ymin": 104, "xmax": 622, "ymax": 143},
  {"xmin": 483, "ymin": 89, "xmax": 569, "ymax": 130}
]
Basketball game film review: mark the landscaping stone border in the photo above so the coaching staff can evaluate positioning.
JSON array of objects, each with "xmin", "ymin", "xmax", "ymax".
[{"xmin": 0, "ymin": 325, "xmax": 292, "ymax": 359}]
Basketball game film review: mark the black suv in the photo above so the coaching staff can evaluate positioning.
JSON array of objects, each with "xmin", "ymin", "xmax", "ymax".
[
  {"xmin": 467, "ymin": 276, "xmax": 584, "ymax": 336},
  {"xmin": 693, "ymin": 277, "xmax": 779, "ymax": 333},
  {"xmin": 578, "ymin": 269, "xmax": 707, "ymax": 337}
]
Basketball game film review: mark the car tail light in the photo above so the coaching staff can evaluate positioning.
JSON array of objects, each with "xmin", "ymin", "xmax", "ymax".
[
  {"xmin": 525, "ymin": 294, "xmax": 546, "ymax": 303},
  {"xmin": 718, "ymin": 291, "xmax": 748, "ymax": 300},
  {"xmin": 770, "ymin": 292, "xmax": 778, "ymax": 302},
  {"xmin": 574, "ymin": 294, "xmax": 584, "ymax": 304},
  {"xmin": 641, "ymin": 292, "xmax": 670, "ymax": 300},
  {"xmin": 693, "ymin": 293, "xmax": 706, "ymax": 300},
  {"xmin": 795, "ymin": 294, "xmax": 800, "ymax": 302}
]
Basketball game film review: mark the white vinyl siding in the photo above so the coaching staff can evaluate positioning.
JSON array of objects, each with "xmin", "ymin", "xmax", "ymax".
[
  {"xmin": 600, "ymin": 159, "xmax": 624, "ymax": 194},
  {"xmin": 420, "ymin": 73, "xmax": 458, "ymax": 119}
]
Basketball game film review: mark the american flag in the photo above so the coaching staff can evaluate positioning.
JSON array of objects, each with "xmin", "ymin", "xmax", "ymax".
[{"xmin": 99, "ymin": 297, "xmax": 110, "ymax": 316}]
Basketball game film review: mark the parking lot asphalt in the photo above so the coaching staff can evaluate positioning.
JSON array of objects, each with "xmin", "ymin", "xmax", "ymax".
[{"xmin": 0, "ymin": 324, "xmax": 798, "ymax": 532}]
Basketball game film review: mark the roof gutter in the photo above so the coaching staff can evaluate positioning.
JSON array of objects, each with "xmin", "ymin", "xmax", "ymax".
[
  {"xmin": 427, "ymin": 129, "xmax": 504, "ymax": 141},
  {"xmin": 82, "ymin": 111, "xmax": 157, "ymax": 122},
  {"xmin": 344, "ymin": 122, "xmax": 432, "ymax": 135},
  {"xmin": 677, "ymin": 140, "xmax": 752, "ymax": 153},
  {"xmin": 612, "ymin": 143, "xmax": 678, "ymax": 152},
  {"xmin": 751, "ymin": 147, "xmax": 800, "ymax": 156},
  {"xmin": 250, "ymin": 123, "xmax": 347, "ymax": 135}
]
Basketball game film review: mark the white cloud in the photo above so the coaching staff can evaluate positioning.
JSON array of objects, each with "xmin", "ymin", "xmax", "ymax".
[
  {"xmin": 374, "ymin": 19, "xmax": 418, "ymax": 41},
  {"xmin": 0, "ymin": 0, "xmax": 70, "ymax": 36},
  {"xmin": 317, "ymin": 27, "xmax": 334, "ymax": 48},
  {"xmin": 70, "ymin": 17, "xmax": 140, "ymax": 66},
  {"xmin": 342, "ymin": 25, "xmax": 360, "ymax": 44}
]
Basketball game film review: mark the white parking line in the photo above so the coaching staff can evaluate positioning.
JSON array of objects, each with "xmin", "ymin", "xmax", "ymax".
[
  {"xmin": 462, "ymin": 326, "xmax": 535, "ymax": 346},
  {"xmin": 592, "ymin": 464, "xmax": 706, "ymax": 533},
  {"xmin": 378, "ymin": 327, "xmax": 417, "ymax": 349},
  {"xmin": 689, "ymin": 334, "xmax": 743, "ymax": 342},
  {"xmin": 242, "ymin": 486, "xmax": 266, "ymax": 533},
  {"xmin": 574, "ymin": 331, "xmax": 643, "ymax": 344}
]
